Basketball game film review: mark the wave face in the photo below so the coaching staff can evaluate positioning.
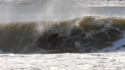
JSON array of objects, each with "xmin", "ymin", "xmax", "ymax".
[
  {"xmin": 0, "ymin": 22, "xmax": 39, "ymax": 53},
  {"xmin": 0, "ymin": 16, "xmax": 125, "ymax": 53}
]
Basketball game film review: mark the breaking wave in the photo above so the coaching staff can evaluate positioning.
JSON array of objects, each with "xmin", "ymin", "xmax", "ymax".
[{"xmin": 0, "ymin": 15, "xmax": 125, "ymax": 53}]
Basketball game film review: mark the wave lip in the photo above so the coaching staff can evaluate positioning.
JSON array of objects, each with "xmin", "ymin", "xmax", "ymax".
[
  {"xmin": 36, "ymin": 16, "xmax": 125, "ymax": 53},
  {"xmin": 0, "ymin": 16, "xmax": 125, "ymax": 53}
]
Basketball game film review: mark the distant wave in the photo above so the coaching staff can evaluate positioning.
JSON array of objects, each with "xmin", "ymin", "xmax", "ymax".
[
  {"xmin": 0, "ymin": 15, "xmax": 125, "ymax": 53},
  {"xmin": 1, "ymin": 0, "xmax": 125, "ymax": 7}
]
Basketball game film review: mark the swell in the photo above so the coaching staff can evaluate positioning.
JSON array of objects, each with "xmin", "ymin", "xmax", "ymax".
[{"xmin": 0, "ymin": 16, "xmax": 125, "ymax": 53}]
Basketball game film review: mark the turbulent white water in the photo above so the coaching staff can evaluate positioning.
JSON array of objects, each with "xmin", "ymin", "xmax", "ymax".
[
  {"xmin": 0, "ymin": 0, "xmax": 125, "ymax": 69},
  {"xmin": 0, "ymin": 0, "xmax": 125, "ymax": 53},
  {"xmin": 1, "ymin": 52, "xmax": 125, "ymax": 70}
]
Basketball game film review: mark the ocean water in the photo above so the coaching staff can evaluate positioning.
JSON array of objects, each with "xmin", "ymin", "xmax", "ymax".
[{"xmin": 0, "ymin": 0, "xmax": 125, "ymax": 54}]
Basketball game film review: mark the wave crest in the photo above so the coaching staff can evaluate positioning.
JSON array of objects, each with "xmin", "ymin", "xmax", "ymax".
[{"xmin": 0, "ymin": 16, "xmax": 125, "ymax": 53}]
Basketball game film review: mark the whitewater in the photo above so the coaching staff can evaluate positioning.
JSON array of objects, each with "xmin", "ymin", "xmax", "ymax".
[{"xmin": 1, "ymin": 0, "xmax": 125, "ymax": 70}]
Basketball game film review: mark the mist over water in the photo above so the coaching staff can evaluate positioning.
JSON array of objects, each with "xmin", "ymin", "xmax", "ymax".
[
  {"xmin": 0, "ymin": 0, "xmax": 125, "ymax": 53},
  {"xmin": 1, "ymin": 0, "xmax": 125, "ymax": 23}
]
